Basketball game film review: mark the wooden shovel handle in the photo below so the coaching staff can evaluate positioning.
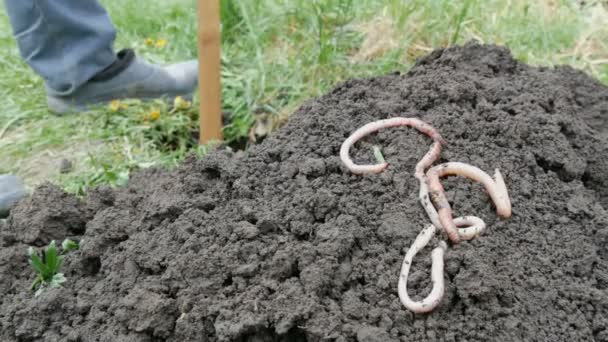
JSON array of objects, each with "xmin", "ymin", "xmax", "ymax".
[{"xmin": 198, "ymin": 0, "xmax": 223, "ymax": 143}]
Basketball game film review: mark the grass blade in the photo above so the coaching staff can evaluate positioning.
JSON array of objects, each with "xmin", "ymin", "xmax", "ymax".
[{"xmin": 451, "ymin": 0, "xmax": 472, "ymax": 45}]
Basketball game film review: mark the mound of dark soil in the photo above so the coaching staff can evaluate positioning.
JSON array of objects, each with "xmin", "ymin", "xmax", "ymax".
[{"xmin": 2, "ymin": 42, "xmax": 608, "ymax": 342}]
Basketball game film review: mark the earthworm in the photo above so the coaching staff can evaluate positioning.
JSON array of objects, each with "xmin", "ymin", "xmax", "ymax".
[
  {"xmin": 398, "ymin": 224, "xmax": 447, "ymax": 314},
  {"xmin": 339, "ymin": 117, "xmax": 446, "ymax": 175},
  {"xmin": 341, "ymin": 118, "xmax": 511, "ymax": 313},
  {"xmin": 415, "ymin": 143, "xmax": 443, "ymax": 229},
  {"xmin": 397, "ymin": 215, "xmax": 485, "ymax": 314},
  {"xmin": 426, "ymin": 162, "xmax": 512, "ymax": 243},
  {"xmin": 339, "ymin": 117, "xmax": 446, "ymax": 229}
]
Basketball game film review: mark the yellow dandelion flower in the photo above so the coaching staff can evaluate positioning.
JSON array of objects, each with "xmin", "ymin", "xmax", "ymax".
[
  {"xmin": 173, "ymin": 96, "xmax": 191, "ymax": 110},
  {"xmin": 155, "ymin": 38, "xmax": 167, "ymax": 48},
  {"xmin": 109, "ymin": 100, "xmax": 126, "ymax": 112},
  {"xmin": 144, "ymin": 37, "xmax": 154, "ymax": 47},
  {"xmin": 149, "ymin": 109, "xmax": 161, "ymax": 121}
]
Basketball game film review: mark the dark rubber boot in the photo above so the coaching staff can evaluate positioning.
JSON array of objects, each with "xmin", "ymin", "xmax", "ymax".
[{"xmin": 0, "ymin": 175, "xmax": 27, "ymax": 218}]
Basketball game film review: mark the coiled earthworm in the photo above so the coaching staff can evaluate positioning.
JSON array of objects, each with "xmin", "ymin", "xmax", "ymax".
[
  {"xmin": 339, "ymin": 118, "xmax": 446, "ymax": 230},
  {"xmin": 339, "ymin": 117, "xmax": 446, "ymax": 175},
  {"xmin": 426, "ymin": 162, "xmax": 512, "ymax": 243}
]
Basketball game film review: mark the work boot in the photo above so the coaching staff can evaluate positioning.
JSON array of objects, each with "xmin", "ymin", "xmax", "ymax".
[
  {"xmin": 47, "ymin": 49, "xmax": 198, "ymax": 114},
  {"xmin": 0, "ymin": 175, "xmax": 27, "ymax": 218}
]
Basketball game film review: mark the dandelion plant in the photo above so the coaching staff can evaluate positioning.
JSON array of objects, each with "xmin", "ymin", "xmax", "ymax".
[{"xmin": 28, "ymin": 239, "xmax": 79, "ymax": 296}]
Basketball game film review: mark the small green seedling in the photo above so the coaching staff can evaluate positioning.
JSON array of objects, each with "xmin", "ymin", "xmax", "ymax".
[
  {"xmin": 28, "ymin": 239, "xmax": 79, "ymax": 296},
  {"xmin": 372, "ymin": 145, "xmax": 385, "ymax": 164},
  {"xmin": 61, "ymin": 239, "xmax": 80, "ymax": 253}
]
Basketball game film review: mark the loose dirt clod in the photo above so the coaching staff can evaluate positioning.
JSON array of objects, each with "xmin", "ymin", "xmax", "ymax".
[{"xmin": 2, "ymin": 42, "xmax": 608, "ymax": 341}]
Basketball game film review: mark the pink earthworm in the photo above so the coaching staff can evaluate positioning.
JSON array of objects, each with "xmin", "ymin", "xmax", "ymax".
[
  {"xmin": 339, "ymin": 117, "xmax": 446, "ymax": 175},
  {"xmin": 397, "ymin": 216, "xmax": 485, "ymax": 314},
  {"xmin": 426, "ymin": 162, "xmax": 512, "ymax": 244},
  {"xmin": 341, "ymin": 118, "xmax": 508, "ymax": 313},
  {"xmin": 398, "ymin": 224, "xmax": 447, "ymax": 314},
  {"xmin": 339, "ymin": 118, "xmax": 446, "ymax": 229},
  {"xmin": 415, "ymin": 141, "xmax": 443, "ymax": 229}
]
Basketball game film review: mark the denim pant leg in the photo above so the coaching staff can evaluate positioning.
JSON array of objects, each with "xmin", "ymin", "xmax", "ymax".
[{"xmin": 4, "ymin": 0, "xmax": 117, "ymax": 95}]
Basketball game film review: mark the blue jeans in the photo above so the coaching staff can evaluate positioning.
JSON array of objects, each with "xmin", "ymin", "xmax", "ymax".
[{"xmin": 4, "ymin": 1, "xmax": 117, "ymax": 95}]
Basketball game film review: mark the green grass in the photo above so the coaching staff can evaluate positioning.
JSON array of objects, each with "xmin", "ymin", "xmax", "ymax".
[{"xmin": 1, "ymin": 0, "xmax": 607, "ymax": 193}]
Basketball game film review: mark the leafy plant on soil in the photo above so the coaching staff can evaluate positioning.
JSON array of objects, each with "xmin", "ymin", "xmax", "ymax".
[{"xmin": 28, "ymin": 239, "xmax": 79, "ymax": 296}]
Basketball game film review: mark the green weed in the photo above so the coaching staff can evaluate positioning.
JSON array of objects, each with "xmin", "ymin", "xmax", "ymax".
[{"xmin": 28, "ymin": 239, "xmax": 79, "ymax": 296}]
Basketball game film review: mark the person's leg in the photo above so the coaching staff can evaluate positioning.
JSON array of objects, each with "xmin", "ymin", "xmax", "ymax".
[
  {"xmin": 45, "ymin": 51, "xmax": 199, "ymax": 114},
  {"xmin": 4, "ymin": 0, "xmax": 199, "ymax": 114},
  {"xmin": 4, "ymin": 0, "xmax": 117, "ymax": 95}
]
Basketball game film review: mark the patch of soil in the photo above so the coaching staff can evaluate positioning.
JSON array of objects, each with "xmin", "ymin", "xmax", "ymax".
[{"xmin": 2, "ymin": 42, "xmax": 608, "ymax": 341}]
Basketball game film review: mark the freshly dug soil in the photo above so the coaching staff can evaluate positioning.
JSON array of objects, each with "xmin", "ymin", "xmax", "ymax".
[{"xmin": 2, "ymin": 42, "xmax": 608, "ymax": 342}]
